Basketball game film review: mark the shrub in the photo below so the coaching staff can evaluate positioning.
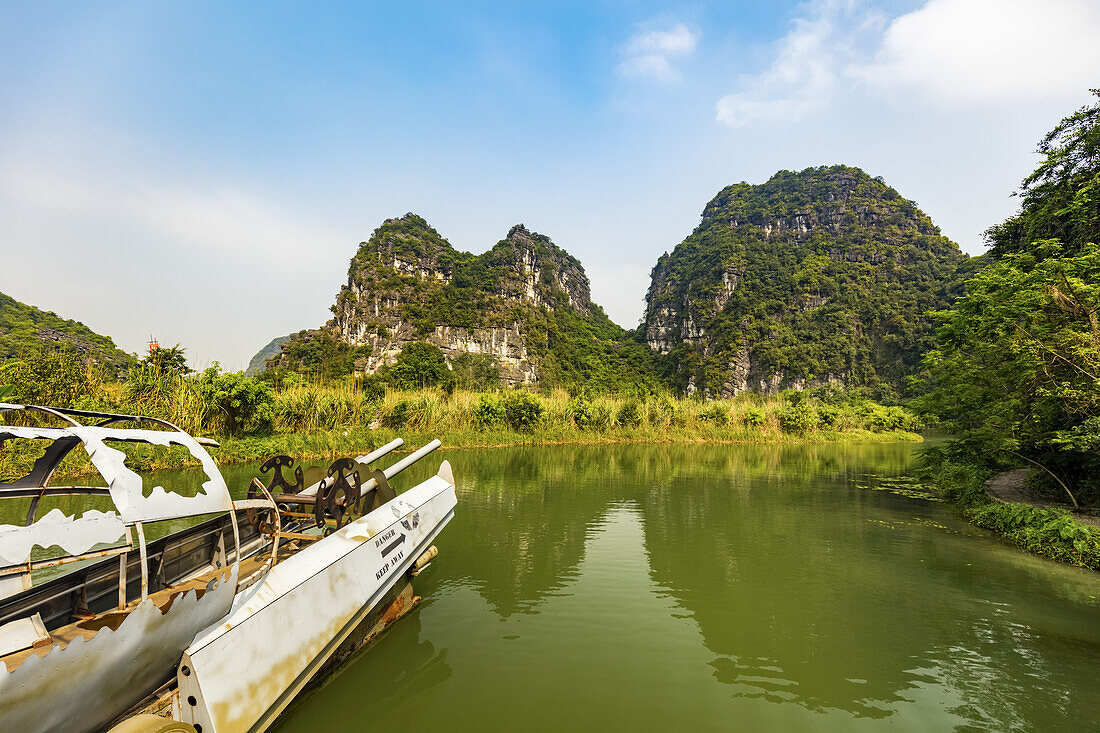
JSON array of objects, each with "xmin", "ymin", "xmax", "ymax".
[
  {"xmin": 779, "ymin": 402, "xmax": 819, "ymax": 434},
  {"xmin": 568, "ymin": 398, "xmax": 595, "ymax": 429},
  {"xmin": 474, "ymin": 394, "xmax": 506, "ymax": 427},
  {"xmin": 193, "ymin": 366, "xmax": 274, "ymax": 436},
  {"xmin": 700, "ymin": 403, "xmax": 729, "ymax": 425},
  {"xmin": 618, "ymin": 399, "xmax": 642, "ymax": 427},
  {"xmin": 817, "ymin": 404, "xmax": 840, "ymax": 427},
  {"xmin": 360, "ymin": 374, "xmax": 386, "ymax": 402},
  {"xmin": 382, "ymin": 399, "xmax": 410, "ymax": 428},
  {"xmin": 7, "ymin": 350, "xmax": 90, "ymax": 407},
  {"xmin": 386, "ymin": 342, "xmax": 453, "ymax": 390},
  {"xmin": 504, "ymin": 391, "xmax": 543, "ymax": 431},
  {"xmin": 742, "ymin": 406, "xmax": 766, "ymax": 427}
]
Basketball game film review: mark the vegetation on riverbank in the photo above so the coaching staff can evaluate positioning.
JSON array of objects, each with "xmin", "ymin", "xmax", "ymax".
[
  {"xmin": 913, "ymin": 92, "xmax": 1100, "ymax": 570},
  {"xmin": 920, "ymin": 456, "xmax": 1100, "ymax": 570},
  {"xmin": 0, "ymin": 357, "xmax": 921, "ymax": 480}
]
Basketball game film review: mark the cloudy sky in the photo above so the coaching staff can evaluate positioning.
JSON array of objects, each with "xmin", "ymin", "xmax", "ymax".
[{"xmin": 2, "ymin": 0, "xmax": 1098, "ymax": 369}]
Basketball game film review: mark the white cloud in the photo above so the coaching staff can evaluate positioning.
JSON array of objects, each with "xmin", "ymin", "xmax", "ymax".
[
  {"xmin": 619, "ymin": 23, "xmax": 699, "ymax": 83},
  {"xmin": 855, "ymin": 0, "xmax": 1100, "ymax": 103},
  {"xmin": 716, "ymin": 0, "xmax": 881, "ymax": 126},
  {"xmin": 716, "ymin": 0, "xmax": 1100, "ymax": 127}
]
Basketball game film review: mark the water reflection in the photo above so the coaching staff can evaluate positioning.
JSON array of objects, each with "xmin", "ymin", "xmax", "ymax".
[{"xmin": 25, "ymin": 442, "xmax": 1099, "ymax": 731}]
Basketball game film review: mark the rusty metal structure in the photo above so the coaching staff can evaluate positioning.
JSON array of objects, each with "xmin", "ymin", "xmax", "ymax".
[{"xmin": 0, "ymin": 403, "xmax": 456, "ymax": 732}]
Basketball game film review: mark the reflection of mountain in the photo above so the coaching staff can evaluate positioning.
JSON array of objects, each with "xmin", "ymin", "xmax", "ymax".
[
  {"xmin": 423, "ymin": 443, "xmax": 923, "ymax": 623},
  {"xmin": 435, "ymin": 447, "xmax": 620, "ymax": 618},
  {"xmin": 634, "ymin": 445, "xmax": 1100, "ymax": 728}
]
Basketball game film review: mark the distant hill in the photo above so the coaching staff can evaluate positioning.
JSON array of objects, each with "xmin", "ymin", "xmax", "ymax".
[
  {"xmin": 246, "ymin": 334, "xmax": 293, "ymax": 375},
  {"xmin": 0, "ymin": 292, "xmax": 134, "ymax": 373},
  {"xmin": 642, "ymin": 165, "xmax": 979, "ymax": 398},
  {"xmin": 271, "ymin": 214, "xmax": 657, "ymax": 389}
]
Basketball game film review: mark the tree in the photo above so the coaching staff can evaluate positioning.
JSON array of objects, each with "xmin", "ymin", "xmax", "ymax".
[
  {"xmin": 385, "ymin": 342, "xmax": 454, "ymax": 390},
  {"xmin": 2, "ymin": 350, "xmax": 89, "ymax": 407},
  {"xmin": 140, "ymin": 343, "xmax": 192, "ymax": 376},
  {"xmin": 987, "ymin": 90, "xmax": 1100, "ymax": 259},
  {"xmin": 920, "ymin": 93, "xmax": 1100, "ymax": 507},
  {"xmin": 919, "ymin": 244, "xmax": 1100, "ymax": 506}
]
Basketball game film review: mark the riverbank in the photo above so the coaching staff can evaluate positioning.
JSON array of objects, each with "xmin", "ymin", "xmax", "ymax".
[
  {"xmin": 924, "ymin": 459, "xmax": 1100, "ymax": 570},
  {"xmin": 0, "ymin": 383, "xmax": 923, "ymax": 478},
  {"xmin": 0, "ymin": 417, "xmax": 921, "ymax": 480}
]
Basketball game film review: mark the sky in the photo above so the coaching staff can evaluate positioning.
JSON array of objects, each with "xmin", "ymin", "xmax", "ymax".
[{"xmin": 2, "ymin": 0, "xmax": 1098, "ymax": 369}]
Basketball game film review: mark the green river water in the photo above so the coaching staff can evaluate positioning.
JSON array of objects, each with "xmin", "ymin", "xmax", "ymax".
[
  {"xmin": 268, "ymin": 442, "xmax": 1100, "ymax": 732},
  {"xmin": 15, "ymin": 441, "xmax": 1100, "ymax": 731}
]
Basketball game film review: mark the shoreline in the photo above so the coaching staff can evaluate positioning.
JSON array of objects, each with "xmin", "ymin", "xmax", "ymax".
[
  {"xmin": 1, "ymin": 425, "xmax": 923, "ymax": 479},
  {"xmin": 926, "ymin": 460, "xmax": 1100, "ymax": 571}
]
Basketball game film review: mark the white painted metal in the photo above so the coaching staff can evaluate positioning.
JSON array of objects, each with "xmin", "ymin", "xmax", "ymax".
[
  {"xmin": 0, "ymin": 613, "xmax": 49, "ymax": 657},
  {"xmin": 0, "ymin": 566, "xmax": 238, "ymax": 733},
  {"xmin": 0, "ymin": 425, "xmax": 234, "ymax": 523},
  {"xmin": 0, "ymin": 508, "xmax": 126, "ymax": 566},
  {"xmin": 178, "ymin": 462, "xmax": 457, "ymax": 733}
]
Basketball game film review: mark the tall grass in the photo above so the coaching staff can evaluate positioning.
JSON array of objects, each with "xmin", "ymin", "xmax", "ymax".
[{"xmin": 1, "ymin": 371, "xmax": 922, "ymax": 480}]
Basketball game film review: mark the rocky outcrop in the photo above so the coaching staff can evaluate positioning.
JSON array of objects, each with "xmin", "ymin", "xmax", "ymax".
[
  {"xmin": 642, "ymin": 165, "xmax": 970, "ymax": 398},
  {"xmin": 273, "ymin": 215, "xmax": 637, "ymax": 387}
]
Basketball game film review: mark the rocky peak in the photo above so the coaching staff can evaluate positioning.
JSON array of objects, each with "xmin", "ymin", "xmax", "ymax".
[
  {"xmin": 279, "ymin": 214, "xmax": 627, "ymax": 386},
  {"xmin": 643, "ymin": 165, "xmax": 968, "ymax": 397}
]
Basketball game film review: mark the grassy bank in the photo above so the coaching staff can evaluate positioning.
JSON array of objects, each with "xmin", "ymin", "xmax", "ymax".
[
  {"xmin": 0, "ymin": 380, "xmax": 921, "ymax": 479},
  {"xmin": 923, "ymin": 458, "xmax": 1100, "ymax": 570}
]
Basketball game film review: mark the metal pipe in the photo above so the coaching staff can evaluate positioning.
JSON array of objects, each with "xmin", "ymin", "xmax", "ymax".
[
  {"xmin": 298, "ymin": 438, "xmax": 405, "ymax": 497},
  {"xmin": 383, "ymin": 439, "xmax": 441, "ymax": 480}
]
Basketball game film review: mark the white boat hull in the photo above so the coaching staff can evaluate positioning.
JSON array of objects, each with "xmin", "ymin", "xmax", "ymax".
[{"xmin": 178, "ymin": 469, "xmax": 457, "ymax": 733}]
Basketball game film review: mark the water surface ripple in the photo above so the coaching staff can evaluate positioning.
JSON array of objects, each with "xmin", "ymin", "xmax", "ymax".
[{"xmin": 261, "ymin": 443, "xmax": 1100, "ymax": 731}]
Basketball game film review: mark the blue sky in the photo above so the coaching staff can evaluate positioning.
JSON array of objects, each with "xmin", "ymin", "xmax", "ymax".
[{"xmin": 2, "ymin": 0, "xmax": 1098, "ymax": 368}]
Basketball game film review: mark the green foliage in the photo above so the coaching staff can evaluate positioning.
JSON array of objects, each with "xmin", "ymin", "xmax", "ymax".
[
  {"xmin": 617, "ymin": 399, "xmax": 642, "ymax": 427},
  {"xmin": 271, "ymin": 330, "xmax": 369, "ymax": 378},
  {"xmin": 647, "ymin": 165, "xmax": 972, "ymax": 398},
  {"xmin": 385, "ymin": 342, "xmax": 453, "ymax": 390},
  {"xmin": 568, "ymin": 397, "xmax": 596, "ymax": 429},
  {"xmin": 778, "ymin": 401, "xmax": 819, "ymax": 434},
  {"xmin": 473, "ymin": 394, "xmax": 506, "ymax": 427},
  {"xmin": 699, "ymin": 403, "xmax": 730, "ymax": 426},
  {"xmin": 0, "ymin": 291, "xmax": 133, "ymax": 373},
  {"xmin": 139, "ymin": 344, "xmax": 192, "ymax": 376},
  {"xmin": 360, "ymin": 374, "xmax": 387, "ymax": 402},
  {"xmin": 742, "ymin": 406, "xmax": 766, "ymax": 426},
  {"xmin": 451, "ymin": 353, "xmax": 501, "ymax": 391},
  {"xmin": 193, "ymin": 365, "xmax": 274, "ymax": 436},
  {"xmin": 382, "ymin": 399, "xmax": 409, "ymax": 428},
  {"xmin": 503, "ymin": 391, "xmax": 542, "ymax": 432},
  {"xmin": 3, "ymin": 350, "xmax": 89, "ymax": 407},
  {"xmin": 917, "ymin": 241, "xmax": 1100, "ymax": 504},
  {"xmin": 924, "ymin": 458, "xmax": 1100, "ymax": 569},
  {"xmin": 987, "ymin": 90, "xmax": 1100, "ymax": 258}
]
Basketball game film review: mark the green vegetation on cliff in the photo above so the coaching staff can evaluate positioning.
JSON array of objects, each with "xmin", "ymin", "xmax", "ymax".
[
  {"xmin": 276, "ymin": 214, "xmax": 658, "ymax": 391},
  {"xmin": 644, "ymin": 165, "xmax": 976, "ymax": 399},
  {"xmin": 0, "ymin": 291, "xmax": 133, "ymax": 372}
]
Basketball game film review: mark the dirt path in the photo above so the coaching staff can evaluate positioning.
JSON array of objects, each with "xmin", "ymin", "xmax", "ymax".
[{"xmin": 985, "ymin": 468, "xmax": 1100, "ymax": 528}]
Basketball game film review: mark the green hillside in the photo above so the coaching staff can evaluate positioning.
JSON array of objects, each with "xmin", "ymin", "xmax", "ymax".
[
  {"xmin": 643, "ymin": 166, "xmax": 980, "ymax": 398},
  {"xmin": 273, "ymin": 215, "xmax": 658, "ymax": 390},
  {"xmin": 0, "ymin": 292, "xmax": 133, "ymax": 373}
]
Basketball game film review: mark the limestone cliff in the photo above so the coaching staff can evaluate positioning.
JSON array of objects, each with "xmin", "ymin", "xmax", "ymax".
[
  {"xmin": 273, "ymin": 214, "xmax": 655, "ymax": 389},
  {"xmin": 643, "ymin": 165, "xmax": 973, "ymax": 398}
]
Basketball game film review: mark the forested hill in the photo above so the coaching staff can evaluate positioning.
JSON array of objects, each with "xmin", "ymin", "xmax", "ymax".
[
  {"xmin": 0, "ymin": 291, "xmax": 134, "ymax": 372},
  {"xmin": 643, "ymin": 165, "xmax": 978, "ymax": 399},
  {"xmin": 270, "ymin": 214, "xmax": 657, "ymax": 389}
]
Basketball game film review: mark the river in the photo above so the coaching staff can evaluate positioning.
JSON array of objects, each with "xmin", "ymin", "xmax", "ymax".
[
  {"xmin": 15, "ymin": 441, "xmax": 1098, "ymax": 730},
  {"xmin": 257, "ymin": 442, "xmax": 1098, "ymax": 732}
]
